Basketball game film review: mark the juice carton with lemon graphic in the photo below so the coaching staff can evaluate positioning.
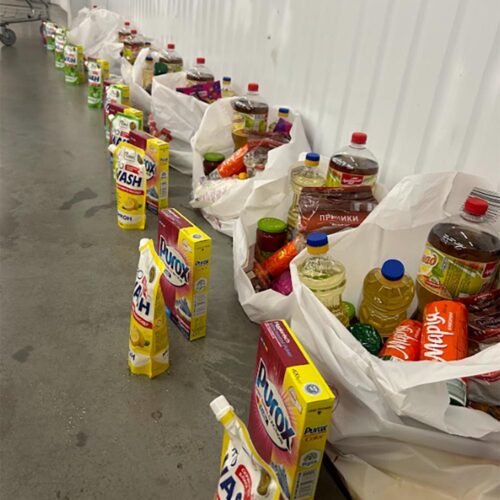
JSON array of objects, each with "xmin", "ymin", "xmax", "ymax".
[
  {"xmin": 248, "ymin": 320, "xmax": 335, "ymax": 500},
  {"xmin": 128, "ymin": 239, "xmax": 169, "ymax": 378},
  {"xmin": 158, "ymin": 209, "xmax": 211, "ymax": 341},
  {"xmin": 129, "ymin": 130, "xmax": 169, "ymax": 215}
]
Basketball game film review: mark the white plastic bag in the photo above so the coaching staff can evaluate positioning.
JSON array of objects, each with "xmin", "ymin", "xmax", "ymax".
[
  {"xmin": 288, "ymin": 171, "xmax": 500, "ymax": 498},
  {"xmin": 68, "ymin": 6, "xmax": 90, "ymax": 29},
  {"xmin": 121, "ymin": 48, "xmax": 152, "ymax": 114},
  {"xmin": 190, "ymin": 99, "xmax": 310, "ymax": 236},
  {"xmin": 67, "ymin": 8, "xmax": 122, "ymax": 58},
  {"xmin": 151, "ymin": 73, "xmax": 208, "ymax": 174}
]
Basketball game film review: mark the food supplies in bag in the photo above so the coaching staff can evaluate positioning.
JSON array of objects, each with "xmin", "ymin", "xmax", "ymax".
[
  {"xmin": 379, "ymin": 320, "xmax": 422, "ymax": 361},
  {"xmin": 158, "ymin": 209, "xmax": 211, "ymax": 341},
  {"xmin": 176, "ymin": 80, "xmax": 221, "ymax": 104},
  {"xmin": 87, "ymin": 58, "xmax": 110, "ymax": 108},
  {"xmin": 248, "ymin": 320, "xmax": 335, "ymax": 500},
  {"xmin": 128, "ymin": 239, "xmax": 169, "ymax": 378},
  {"xmin": 64, "ymin": 44, "xmax": 85, "ymax": 85},
  {"xmin": 113, "ymin": 142, "xmax": 147, "ymax": 230},
  {"xmin": 211, "ymin": 395, "xmax": 281, "ymax": 500},
  {"xmin": 129, "ymin": 130, "xmax": 169, "ymax": 214},
  {"xmin": 297, "ymin": 186, "xmax": 378, "ymax": 235}
]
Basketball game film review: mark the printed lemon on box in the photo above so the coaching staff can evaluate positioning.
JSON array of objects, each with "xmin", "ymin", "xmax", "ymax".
[{"xmin": 128, "ymin": 239, "xmax": 169, "ymax": 378}]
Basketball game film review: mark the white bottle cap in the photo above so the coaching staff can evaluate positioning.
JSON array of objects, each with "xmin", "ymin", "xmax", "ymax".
[
  {"xmin": 108, "ymin": 144, "xmax": 116, "ymax": 155},
  {"xmin": 210, "ymin": 395, "xmax": 232, "ymax": 421}
]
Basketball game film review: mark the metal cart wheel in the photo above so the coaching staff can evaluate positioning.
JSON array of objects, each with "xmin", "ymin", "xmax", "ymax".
[{"xmin": 0, "ymin": 27, "xmax": 16, "ymax": 46}]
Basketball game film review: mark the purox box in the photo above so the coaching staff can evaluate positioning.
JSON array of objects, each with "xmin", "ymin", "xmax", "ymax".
[
  {"xmin": 158, "ymin": 209, "xmax": 211, "ymax": 341},
  {"xmin": 248, "ymin": 320, "xmax": 335, "ymax": 500},
  {"xmin": 129, "ymin": 130, "xmax": 169, "ymax": 214}
]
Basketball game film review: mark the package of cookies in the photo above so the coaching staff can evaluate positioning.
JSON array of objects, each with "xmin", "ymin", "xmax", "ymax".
[
  {"xmin": 113, "ymin": 142, "xmax": 147, "ymax": 230},
  {"xmin": 128, "ymin": 239, "xmax": 169, "ymax": 378}
]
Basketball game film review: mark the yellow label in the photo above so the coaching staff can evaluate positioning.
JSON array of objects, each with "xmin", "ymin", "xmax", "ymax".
[
  {"xmin": 128, "ymin": 239, "xmax": 169, "ymax": 378},
  {"xmin": 145, "ymin": 138, "xmax": 169, "ymax": 213},
  {"xmin": 417, "ymin": 242, "xmax": 499, "ymax": 298},
  {"xmin": 114, "ymin": 143, "xmax": 147, "ymax": 230},
  {"xmin": 326, "ymin": 167, "xmax": 376, "ymax": 187}
]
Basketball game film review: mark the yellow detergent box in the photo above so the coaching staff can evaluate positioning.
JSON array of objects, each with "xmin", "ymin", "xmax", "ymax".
[
  {"xmin": 248, "ymin": 320, "xmax": 335, "ymax": 500},
  {"xmin": 129, "ymin": 130, "xmax": 169, "ymax": 214},
  {"xmin": 158, "ymin": 209, "xmax": 211, "ymax": 341}
]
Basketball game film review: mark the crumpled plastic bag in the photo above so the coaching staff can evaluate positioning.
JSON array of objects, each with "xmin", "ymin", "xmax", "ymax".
[{"xmin": 287, "ymin": 171, "xmax": 500, "ymax": 498}]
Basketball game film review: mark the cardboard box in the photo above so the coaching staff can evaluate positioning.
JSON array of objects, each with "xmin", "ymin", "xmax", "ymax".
[
  {"xmin": 158, "ymin": 209, "xmax": 211, "ymax": 341},
  {"xmin": 129, "ymin": 130, "xmax": 169, "ymax": 214},
  {"xmin": 248, "ymin": 320, "xmax": 335, "ymax": 500}
]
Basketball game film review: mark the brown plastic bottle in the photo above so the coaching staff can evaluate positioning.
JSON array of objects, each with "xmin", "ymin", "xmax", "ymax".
[
  {"xmin": 159, "ymin": 43, "xmax": 183, "ymax": 73},
  {"xmin": 186, "ymin": 57, "xmax": 214, "ymax": 86},
  {"xmin": 416, "ymin": 197, "xmax": 500, "ymax": 312},
  {"xmin": 326, "ymin": 132, "xmax": 379, "ymax": 187},
  {"xmin": 231, "ymin": 83, "xmax": 268, "ymax": 150}
]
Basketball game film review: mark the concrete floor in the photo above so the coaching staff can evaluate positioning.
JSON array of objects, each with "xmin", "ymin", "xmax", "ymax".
[{"xmin": 0, "ymin": 9, "xmax": 346, "ymax": 500}]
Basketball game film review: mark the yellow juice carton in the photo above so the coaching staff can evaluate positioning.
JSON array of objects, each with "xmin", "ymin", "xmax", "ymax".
[
  {"xmin": 248, "ymin": 320, "xmax": 335, "ymax": 500},
  {"xmin": 129, "ymin": 130, "xmax": 169, "ymax": 214},
  {"xmin": 158, "ymin": 209, "xmax": 211, "ymax": 341}
]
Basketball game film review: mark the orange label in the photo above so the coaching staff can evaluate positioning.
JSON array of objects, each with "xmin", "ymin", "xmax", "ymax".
[
  {"xmin": 379, "ymin": 320, "xmax": 422, "ymax": 361},
  {"xmin": 420, "ymin": 301, "xmax": 468, "ymax": 362}
]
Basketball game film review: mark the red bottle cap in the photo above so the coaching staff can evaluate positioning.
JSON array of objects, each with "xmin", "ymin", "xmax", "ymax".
[
  {"xmin": 248, "ymin": 83, "xmax": 259, "ymax": 92},
  {"xmin": 351, "ymin": 132, "xmax": 367, "ymax": 144},
  {"xmin": 464, "ymin": 197, "xmax": 488, "ymax": 216},
  {"xmin": 167, "ymin": 43, "xmax": 175, "ymax": 49},
  {"xmin": 196, "ymin": 57, "xmax": 205, "ymax": 64},
  {"xmin": 130, "ymin": 29, "xmax": 137, "ymax": 34},
  {"xmin": 125, "ymin": 21, "xmax": 130, "ymax": 26}
]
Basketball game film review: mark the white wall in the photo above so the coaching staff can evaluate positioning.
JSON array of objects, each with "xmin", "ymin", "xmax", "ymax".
[{"xmin": 83, "ymin": 0, "xmax": 499, "ymax": 188}]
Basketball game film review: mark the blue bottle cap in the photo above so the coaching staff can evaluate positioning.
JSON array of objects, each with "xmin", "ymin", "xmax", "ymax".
[
  {"xmin": 222, "ymin": 76, "xmax": 231, "ymax": 82},
  {"xmin": 381, "ymin": 259, "xmax": 405, "ymax": 281},
  {"xmin": 306, "ymin": 232, "xmax": 328, "ymax": 248},
  {"xmin": 305, "ymin": 152, "xmax": 320, "ymax": 163},
  {"xmin": 278, "ymin": 107, "xmax": 289, "ymax": 114}
]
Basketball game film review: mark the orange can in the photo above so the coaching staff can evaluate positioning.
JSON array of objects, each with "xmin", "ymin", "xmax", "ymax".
[
  {"xmin": 379, "ymin": 320, "xmax": 422, "ymax": 361},
  {"xmin": 420, "ymin": 300, "xmax": 468, "ymax": 406}
]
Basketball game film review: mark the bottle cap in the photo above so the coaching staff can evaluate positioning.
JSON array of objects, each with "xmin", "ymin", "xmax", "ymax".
[
  {"xmin": 278, "ymin": 107, "xmax": 289, "ymax": 115},
  {"xmin": 307, "ymin": 232, "xmax": 328, "ymax": 248},
  {"xmin": 196, "ymin": 57, "xmax": 205, "ymax": 64},
  {"xmin": 248, "ymin": 82, "xmax": 259, "ymax": 92},
  {"xmin": 304, "ymin": 152, "xmax": 320, "ymax": 166},
  {"xmin": 257, "ymin": 217, "xmax": 287, "ymax": 234},
  {"xmin": 124, "ymin": 21, "xmax": 130, "ymax": 26},
  {"xmin": 130, "ymin": 29, "xmax": 137, "ymax": 34},
  {"xmin": 381, "ymin": 259, "xmax": 405, "ymax": 281},
  {"xmin": 351, "ymin": 132, "xmax": 367, "ymax": 145},
  {"xmin": 167, "ymin": 43, "xmax": 175, "ymax": 49},
  {"xmin": 464, "ymin": 197, "xmax": 488, "ymax": 216},
  {"xmin": 210, "ymin": 395, "xmax": 232, "ymax": 421},
  {"xmin": 222, "ymin": 76, "xmax": 231, "ymax": 83},
  {"xmin": 146, "ymin": 55, "xmax": 153, "ymax": 61}
]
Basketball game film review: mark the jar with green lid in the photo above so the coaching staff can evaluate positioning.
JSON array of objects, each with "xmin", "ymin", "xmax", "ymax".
[
  {"xmin": 255, "ymin": 217, "xmax": 288, "ymax": 263},
  {"xmin": 203, "ymin": 152, "xmax": 225, "ymax": 176}
]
